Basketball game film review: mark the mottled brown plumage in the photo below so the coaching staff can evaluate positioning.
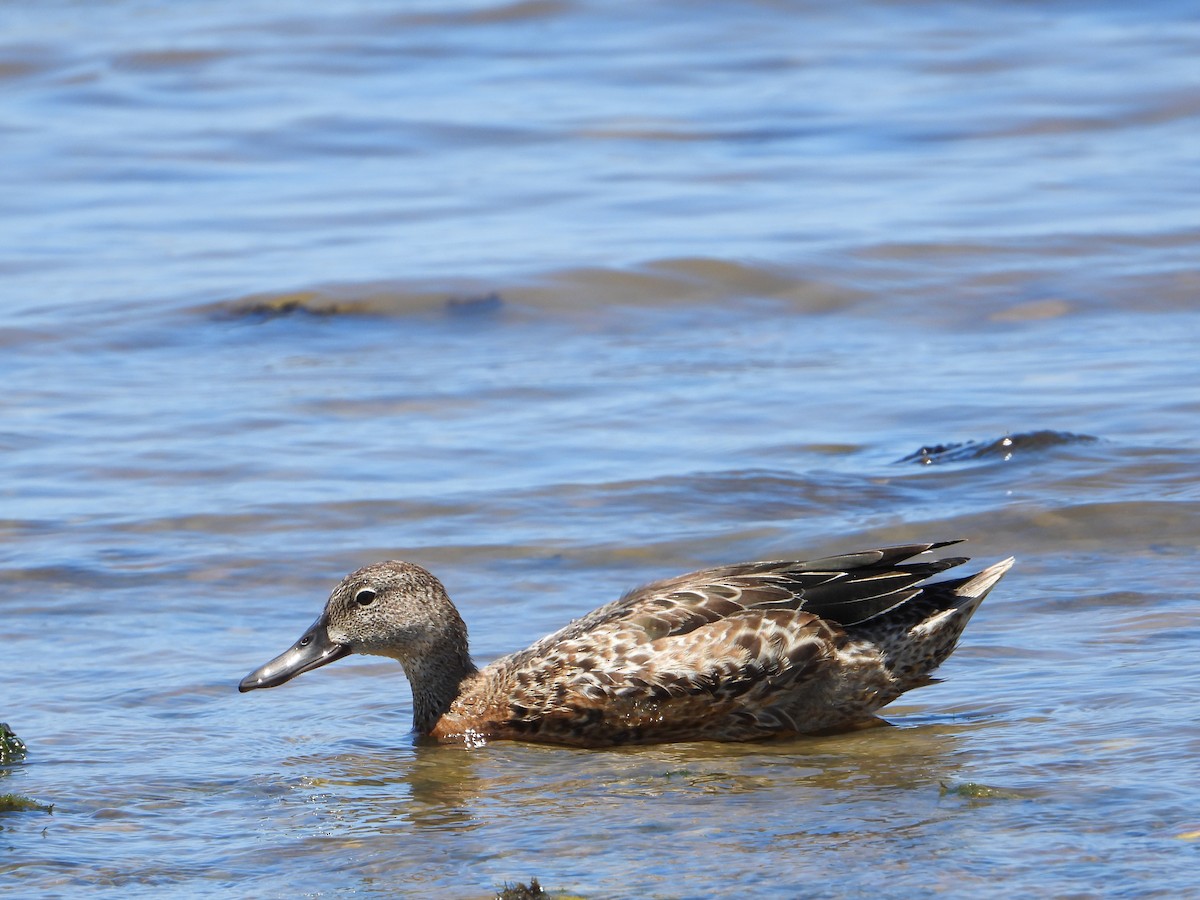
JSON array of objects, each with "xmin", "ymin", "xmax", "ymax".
[{"xmin": 239, "ymin": 542, "xmax": 1013, "ymax": 747}]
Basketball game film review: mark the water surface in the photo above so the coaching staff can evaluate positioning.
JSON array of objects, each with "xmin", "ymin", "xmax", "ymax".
[{"xmin": 2, "ymin": 1, "xmax": 1199, "ymax": 897}]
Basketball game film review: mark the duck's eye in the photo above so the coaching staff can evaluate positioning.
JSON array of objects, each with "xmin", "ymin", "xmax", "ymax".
[{"xmin": 354, "ymin": 587, "xmax": 377, "ymax": 607}]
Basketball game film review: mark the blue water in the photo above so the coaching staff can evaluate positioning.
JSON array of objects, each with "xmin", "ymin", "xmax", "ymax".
[{"xmin": 3, "ymin": 1, "xmax": 1199, "ymax": 897}]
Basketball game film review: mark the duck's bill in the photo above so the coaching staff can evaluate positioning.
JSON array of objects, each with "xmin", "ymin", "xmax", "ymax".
[{"xmin": 238, "ymin": 614, "xmax": 350, "ymax": 692}]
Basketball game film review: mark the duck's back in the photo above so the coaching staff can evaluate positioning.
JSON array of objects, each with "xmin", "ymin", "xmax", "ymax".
[{"xmin": 434, "ymin": 542, "xmax": 1010, "ymax": 746}]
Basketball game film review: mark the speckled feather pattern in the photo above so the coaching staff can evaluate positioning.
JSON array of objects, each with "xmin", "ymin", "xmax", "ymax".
[
  {"xmin": 242, "ymin": 542, "xmax": 1012, "ymax": 747},
  {"xmin": 426, "ymin": 542, "xmax": 1014, "ymax": 746}
]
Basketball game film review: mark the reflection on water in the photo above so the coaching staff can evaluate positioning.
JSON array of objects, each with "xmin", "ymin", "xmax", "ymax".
[
  {"xmin": 222, "ymin": 724, "xmax": 988, "ymax": 895},
  {"xmin": 288, "ymin": 725, "xmax": 978, "ymax": 834}
]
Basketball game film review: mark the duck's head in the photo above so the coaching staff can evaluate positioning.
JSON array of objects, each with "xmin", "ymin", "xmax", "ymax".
[{"xmin": 238, "ymin": 560, "xmax": 469, "ymax": 693}]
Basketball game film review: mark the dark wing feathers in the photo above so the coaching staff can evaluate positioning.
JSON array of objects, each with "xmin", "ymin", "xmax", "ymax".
[
  {"xmin": 620, "ymin": 541, "xmax": 967, "ymax": 630},
  {"xmin": 787, "ymin": 558, "xmax": 968, "ymax": 625},
  {"xmin": 792, "ymin": 540, "xmax": 963, "ymax": 572},
  {"xmin": 524, "ymin": 542, "xmax": 968, "ymax": 658}
]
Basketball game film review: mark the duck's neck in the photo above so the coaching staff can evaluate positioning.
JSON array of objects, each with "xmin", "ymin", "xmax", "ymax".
[{"xmin": 400, "ymin": 637, "xmax": 479, "ymax": 735}]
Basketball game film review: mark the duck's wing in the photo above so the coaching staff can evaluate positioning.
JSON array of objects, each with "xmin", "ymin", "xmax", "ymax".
[
  {"xmin": 497, "ymin": 605, "xmax": 846, "ymax": 743},
  {"xmin": 483, "ymin": 542, "xmax": 971, "ymax": 743},
  {"xmin": 525, "ymin": 541, "xmax": 969, "ymax": 655}
]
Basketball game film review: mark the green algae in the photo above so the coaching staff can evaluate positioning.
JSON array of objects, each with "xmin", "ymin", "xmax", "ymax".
[
  {"xmin": 494, "ymin": 879, "xmax": 586, "ymax": 900},
  {"xmin": 496, "ymin": 881, "xmax": 547, "ymax": 900},
  {"xmin": 0, "ymin": 793, "xmax": 52, "ymax": 814},
  {"xmin": 0, "ymin": 724, "xmax": 50, "ymax": 814}
]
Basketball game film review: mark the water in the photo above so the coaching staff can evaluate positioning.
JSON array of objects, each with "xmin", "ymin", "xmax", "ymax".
[{"xmin": 3, "ymin": 1, "xmax": 1199, "ymax": 896}]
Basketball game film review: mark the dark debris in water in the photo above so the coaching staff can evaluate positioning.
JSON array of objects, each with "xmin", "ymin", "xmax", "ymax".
[
  {"xmin": 219, "ymin": 291, "xmax": 372, "ymax": 320},
  {"xmin": 0, "ymin": 723, "xmax": 26, "ymax": 767},
  {"xmin": 660, "ymin": 768, "xmax": 695, "ymax": 779},
  {"xmin": 939, "ymin": 781, "xmax": 1032, "ymax": 802},
  {"xmin": 899, "ymin": 430, "xmax": 1098, "ymax": 465},
  {"xmin": 446, "ymin": 291, "xmax": 504, "ymax": 316},
  {"xmin": 210, "ymin": 288, "xmax": 505, "ymax": 322}
]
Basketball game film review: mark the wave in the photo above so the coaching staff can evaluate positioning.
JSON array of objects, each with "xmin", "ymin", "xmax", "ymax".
[{"xmin": 195, "ymin": 258, "xmax": 869, "ymax": 323}]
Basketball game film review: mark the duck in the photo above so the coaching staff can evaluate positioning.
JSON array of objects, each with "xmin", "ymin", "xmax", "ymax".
[{"xmin": 238, "ymin": 541, "xmax": 1012, "ymax": 747}]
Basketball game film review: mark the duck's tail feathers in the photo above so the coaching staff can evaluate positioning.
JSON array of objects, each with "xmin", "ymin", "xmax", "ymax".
[
  {"xmin": 860, "ymin": 557, "xmax": 1014, "ymax": 692},
  {"xmin": 926, "ymin": 556, "xmax": 1014, "ymax": 623}
]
